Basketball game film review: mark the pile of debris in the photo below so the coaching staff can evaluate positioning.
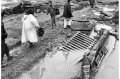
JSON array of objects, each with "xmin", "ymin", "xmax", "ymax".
[{"xmin": 2, "ymin": 0, "xmax": 48, "ymax": 15}]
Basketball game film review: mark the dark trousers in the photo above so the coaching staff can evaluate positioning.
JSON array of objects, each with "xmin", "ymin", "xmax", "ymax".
[
  {"xmin": 1, "ymin": 40, "xmax": 10, "ymax": 62},
  {"xmin": 51, "ymin": 15, "xmax": 56, "ymax": 27}
]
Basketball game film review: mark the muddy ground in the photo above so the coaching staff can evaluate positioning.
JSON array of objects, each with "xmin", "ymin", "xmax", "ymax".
[{"xmin": 1, "ymin": 0, "xmax": 118, "ymax": 79}]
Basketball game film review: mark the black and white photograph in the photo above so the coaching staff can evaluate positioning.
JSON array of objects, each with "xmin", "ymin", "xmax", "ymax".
[{"xmin": 1, "ymin": 0, "xmax": 119, "ymax": 79}]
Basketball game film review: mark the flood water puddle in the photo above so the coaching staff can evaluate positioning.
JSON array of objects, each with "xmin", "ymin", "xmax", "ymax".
[{"xmin": 18, "ymin": 49, "xmax": 86, "ymax": 79}]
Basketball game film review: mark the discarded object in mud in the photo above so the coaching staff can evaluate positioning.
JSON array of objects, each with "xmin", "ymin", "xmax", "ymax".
[
  {"xmin": 97, "ymin": 1, "xmax": 118, "ymax": 5},
  {"xmin": 72, "ymin": 20, "xmax": 89, "ymax": 22},
  {"xmin": 11, "ymin": 3, "xmax": 23, "ymax": 14},
  {"xmin": 66, "ymin": 25, "xmax": 91, "ymax": 32},
  {"xmin": 2, "ymin": 1, "xmax": 48, "ymax": 15},
  {"xmin": 94, "ymin": 9, "xmax": 119, "ymax": 24}
]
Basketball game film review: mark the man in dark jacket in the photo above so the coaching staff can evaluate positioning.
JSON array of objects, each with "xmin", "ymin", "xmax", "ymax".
[
  {"xmin": 1, "ymin": 12, "xmax": 13, "ymax": 65},
  {"xmin": 63, "ymin": 0, "xmax": 73, "ymax": 29}
]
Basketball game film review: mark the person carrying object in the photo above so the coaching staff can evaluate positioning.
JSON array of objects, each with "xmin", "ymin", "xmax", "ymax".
[
  {"xmin": 46, "ymin": 1, "xmax": 56, "ymax": 28},
  {"xmin": 21, "ymin": 9, "xmax": 40, "ymax": 47}
]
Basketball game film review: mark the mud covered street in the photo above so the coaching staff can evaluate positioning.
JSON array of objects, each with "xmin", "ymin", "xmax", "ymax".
[{"xmin": 1, "ymin": 0, "xmax": 119, "ymax": 79}]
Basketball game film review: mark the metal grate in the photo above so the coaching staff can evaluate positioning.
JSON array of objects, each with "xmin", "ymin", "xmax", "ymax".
[{"xmin": 61, "ymin": 32, "xmax": 94, "ymax": 52}]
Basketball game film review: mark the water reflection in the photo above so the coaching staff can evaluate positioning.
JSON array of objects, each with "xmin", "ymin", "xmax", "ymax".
[{"xmin": 18, "ymin": 50, "xmax": 86, "ymax": 79}]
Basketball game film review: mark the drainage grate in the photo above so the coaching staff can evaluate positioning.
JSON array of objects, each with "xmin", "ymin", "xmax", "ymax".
[{"xmin": 61, "ymin": 32, "xmax": 94, "ymax": 52}]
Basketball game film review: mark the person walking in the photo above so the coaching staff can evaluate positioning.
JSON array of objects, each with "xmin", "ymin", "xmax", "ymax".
[
  {"xmin": 21, "ymin": 9, "xmax": 40, "ymax": 47},
  {"xmin": 1, "ymin": 12, "xmax": 13, "ymax": 65},
  {"xmin": 63, "ymin": 0, "xmax": 73, "ymax": 29},
  {"xmin": 47, "ymin": 1, "xmax": 56, "ymax": 28}
]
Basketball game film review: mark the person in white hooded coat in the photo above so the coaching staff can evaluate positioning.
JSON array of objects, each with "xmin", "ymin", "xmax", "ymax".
[{"xmin": 21, "ymin": 9, "xmax": 39, "ymax": 47}]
